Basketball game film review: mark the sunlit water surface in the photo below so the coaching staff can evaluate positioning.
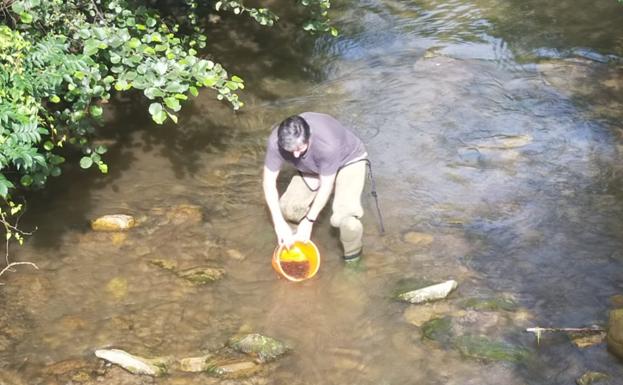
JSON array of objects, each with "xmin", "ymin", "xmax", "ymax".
[{"xmin": 2, "ymin": 0, "xmax": 623, "ymax": 384}]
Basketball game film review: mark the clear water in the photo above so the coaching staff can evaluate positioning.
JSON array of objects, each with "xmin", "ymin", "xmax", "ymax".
[{"xmin": 2, "ymin": 0, "xmax": 623, "ymax": 384}]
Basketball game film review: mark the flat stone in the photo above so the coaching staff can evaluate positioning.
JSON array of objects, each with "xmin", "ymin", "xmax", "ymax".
[
  {"xmin": 570, "ymin": 332, "xmax": 606, "ymax": 349},
  {"xmin": 402, "ymin": 232, "xmax": 434, "ymax": 246},
  {"xmin": 576, "ymin": 371, "xmax": 610, "ymax": 385},
  {"xmin": 178, "ymin": 355, "xmax": 212, "ymax": 372},
  {"xmin": 91, "ymin": 215, "xmax": 136, "ymax": 231}
]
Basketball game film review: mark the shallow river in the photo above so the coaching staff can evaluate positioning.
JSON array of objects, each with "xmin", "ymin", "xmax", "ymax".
[{"xmin": 2, "ymin": 0, "xmax": 623, "ymax": 384}]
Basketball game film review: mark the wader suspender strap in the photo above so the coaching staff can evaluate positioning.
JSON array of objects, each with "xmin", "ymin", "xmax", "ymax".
[{"xmin": 300, "ymin": 159, "xmax": 385, "ymax": 234}]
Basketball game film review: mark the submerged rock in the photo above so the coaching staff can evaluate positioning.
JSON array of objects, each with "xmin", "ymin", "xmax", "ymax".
[
  {"xmin": 397, "ymin": 280, "xmax": 458, "ymax": 304},
  {"xmin": 94, "ymin": 349, "xmax": 168, "ymax": 376},
  {"xmin": 421, "ymin": 316, "xmax": 454, "ymax": 346},
  {"xmin": 576, "ymin": 371, "xmax": 610, "ymax": 385},
  {"xmin": 205, "ymin": 357, "xmax": 260, "ymax": 378},
  {"xmin": 178, "ymin": 266, "xmax": 225, "ymax": 285},
  {"xmin": 91, "ymin": 214, "xmax": 136, "ymax": 231},
  {"xmin": 570, "ymin": 331, "xmax": 607, "ymax": 349},
  {"xmin": 166, "ymin": 203, "xmax": 203, "ymax": 225},
  {"xmin": 607, "ymin": 308, "xmax": 623, "ymax": 360},
  {"xmin": 149, "ymin": 259, "xmax": 178, "ymax": 271},
  {"xmin": 460, "ymin": 297, "xmax": 518, "ymax": 312},
  {"xmin": 404, "ymin": 302, "xmax": 454, "ymax": 327},
  {"xmin": 229, "ymin": 333, "xmax": 289, "ymax": 363},
  {"xmin": 105, "ymin": 277, "xmax": 128, "ymax": 300},
  {"xmin": 453, "ymin": 335, "xmax": 531, "ymax": 363},
  {"xmin": 178, "ymin": 355, "xmax": 213, "ymax": 372},
  {"xmin": 402, "ymin": 232, "xmax": 434, "ymax": 246}
]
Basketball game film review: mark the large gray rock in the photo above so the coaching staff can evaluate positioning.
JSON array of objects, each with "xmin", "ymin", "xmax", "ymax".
[{"xmin": 607, "ymin": 308, "xmax": 623, "ymax": 360}]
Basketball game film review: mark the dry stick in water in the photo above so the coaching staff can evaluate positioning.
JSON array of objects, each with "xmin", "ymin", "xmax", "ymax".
[{"xmin": 526, "ymin": 326, "xmax": 605, "ymax": 344}]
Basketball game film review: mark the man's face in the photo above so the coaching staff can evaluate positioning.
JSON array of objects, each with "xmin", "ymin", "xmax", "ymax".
[{"xmin": 291, "ymin": 142, "xmax": 309, "ymax": 158}]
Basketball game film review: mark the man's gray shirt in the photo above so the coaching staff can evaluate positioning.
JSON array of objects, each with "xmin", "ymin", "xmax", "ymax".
[{"xmin": 264, "ymin": 112, "xmax": 367, "ymax": 176}]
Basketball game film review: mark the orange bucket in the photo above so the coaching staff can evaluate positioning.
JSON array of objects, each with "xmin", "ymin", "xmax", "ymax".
[{"xmin": 272, "ymin": 241, "xmax": 321, "ymax": 282}]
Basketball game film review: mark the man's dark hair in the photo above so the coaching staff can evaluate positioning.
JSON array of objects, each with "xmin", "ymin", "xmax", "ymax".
[{"xmin": 277, "ymin": 115, "xmax": 310, "ymax": 152}]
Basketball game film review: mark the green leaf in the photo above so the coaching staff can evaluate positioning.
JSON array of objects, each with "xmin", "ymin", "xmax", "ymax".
[
  {"xmin": 43, "ymin": 141, "xmax": 54, "ymax": 151},
  {"xmin": 152, "ymin": 110, "xmax": 167, "ymax": 124},
  {"xmin": 50, "ymin": 95, "xmax": 61, "ymax": 103},
  {"xmin": 20, "ymin": 175, "xmax": 33, "ymax": 187},
  {"xmin": 148, "ymin": 102, "xmax": 163, "ymax": 116},
  {"xmin": 95, "ymin": 145, "xmax": 108, "ymax": 154},
  {"xmin": 97, "ymin": 162, "xmax": 108, "ymax": 174},
  {"xmin": 189, "ymin": 86, "xmax": 199, "ymax": 97},
  {"xmin": 80, "ymin": 157, "xmax": 93, "ymax": 169},
  {"xmin": 164, "ymin": 97, "xmax": 181, "ymax": 112},
  {"xmin": 90, "ymin": 105, "xmax": 103, "ymax": 117},
  {"xmin": 167, "ymin": 111, "xmax": 178, "ymax": 124},
  {"xmin": 50, "ymin": 167, "xmax": 62, "ymax": 177},
  {"xmin": 19, "ymin": 12, "xmax": 33, "ymax": 24}
]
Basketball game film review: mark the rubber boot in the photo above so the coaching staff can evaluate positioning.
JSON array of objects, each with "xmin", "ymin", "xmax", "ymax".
[{"xmin": 340, "ymin": 216, "xmax": 363, "ymax": 261}]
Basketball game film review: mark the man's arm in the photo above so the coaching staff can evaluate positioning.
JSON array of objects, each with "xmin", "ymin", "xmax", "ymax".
[
  {"xmin": 262, "ymin": 166, "xmax": 294, "ymax": 247},
  {"xmin": 295, "ymin": 172, "xmax": 337, "ymax": 242}
]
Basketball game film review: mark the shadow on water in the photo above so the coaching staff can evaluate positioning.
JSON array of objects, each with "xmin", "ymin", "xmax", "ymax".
[{"xmin": 3, "ymin": 0, "xmax": 623, "ymax": 384}]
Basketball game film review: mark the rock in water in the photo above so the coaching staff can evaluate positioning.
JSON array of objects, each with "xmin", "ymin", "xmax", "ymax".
[
  {"xmin": 94, "ymin": 349, "xmax": 167, "ymax": 376},
  {"xmin": 576, "ymin": 371, "xmax": 610, "ymax": 385},
  {"xmin": 229, "ymin": 333, "xmax": 288, "ymax": 363},
  {"xmin": 91, "ymin": 215, "xmax": 136, "ymax": 231},
  {"xmin": 398, "ymin": 280, "xmax": 458, "ymax": 304},
  {"xmin": 607, "ymin": 308, "xmax": 623, "ymax": 360}
]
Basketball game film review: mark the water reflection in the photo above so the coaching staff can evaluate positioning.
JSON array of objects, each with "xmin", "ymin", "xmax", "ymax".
[{"xmin": 2, "ymin": 0, "xmax": 623, "ymax": 384}]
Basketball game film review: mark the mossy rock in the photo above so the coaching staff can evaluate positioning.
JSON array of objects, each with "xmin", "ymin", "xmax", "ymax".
[
  {"xmin": 177, "ymin": 267, "xmax": 225, "ymax": 285},
  {"xmin": 453, "ymin": 335, "xmax": 531, "ymax": 363},
  {"xmin": 421, "ymin": 316, "xmax": 454, "ymax": 345},
  {"xmin": 228, "ymin": 333, "xmax": 289, "ymax": 363},
  {"xmin": 460, "ymin": 297, "xmax": 518, "ymax": 312}
]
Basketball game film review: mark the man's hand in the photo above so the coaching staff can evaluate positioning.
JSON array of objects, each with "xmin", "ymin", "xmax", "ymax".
[
  {"xmin": 275, "ymin": 220, "xmax": 294, "ymax": 248},
  {"xmin": 295, "ymin": 218, "xmax": 313, "ymax": 243}
]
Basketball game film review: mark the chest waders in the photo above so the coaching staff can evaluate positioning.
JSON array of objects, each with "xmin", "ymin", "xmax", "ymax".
[{"xmin": 298, "ymin": 159, "xmax": 385, "ymax": 234}]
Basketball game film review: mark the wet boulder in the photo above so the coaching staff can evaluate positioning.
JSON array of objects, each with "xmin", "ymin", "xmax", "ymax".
[
  {"xmin": 229, "ymin": 333, "xmax": 289, "ymax": 363},
  {"xmin": 91, "ymin": 214, "xmax": 136, "ymax": 231},
  {"xmin": 607, "ymin": 308, "xmax": 623, "ymax": 360}
]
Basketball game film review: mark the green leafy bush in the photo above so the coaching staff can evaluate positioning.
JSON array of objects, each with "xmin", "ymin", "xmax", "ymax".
[{"xmin": 0, "ymin": 0, "xmax": 334, "ymax": 256}]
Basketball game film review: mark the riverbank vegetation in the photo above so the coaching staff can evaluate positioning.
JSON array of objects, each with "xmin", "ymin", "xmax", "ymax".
[{"xmin": 0, "ymin": 0, "xmax": 334, "ymax": 276}]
